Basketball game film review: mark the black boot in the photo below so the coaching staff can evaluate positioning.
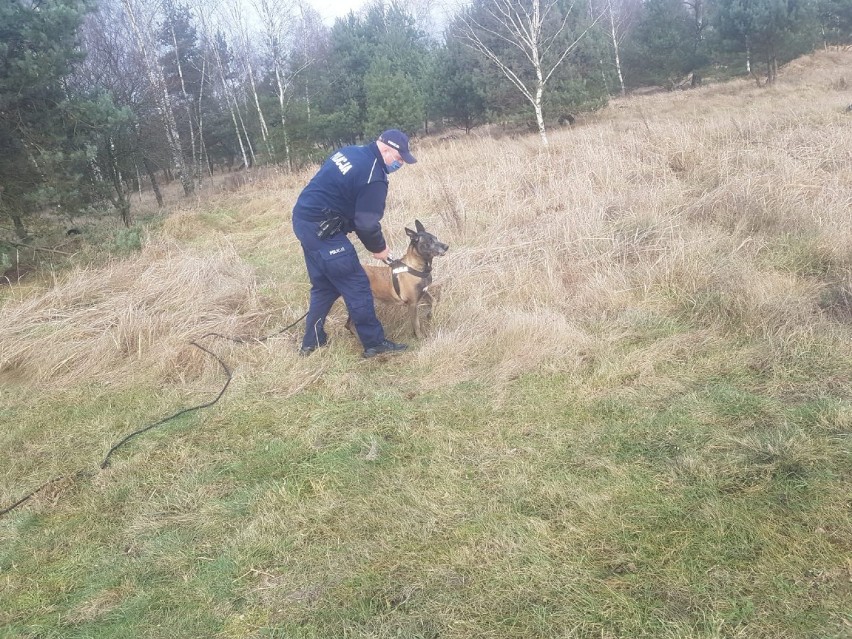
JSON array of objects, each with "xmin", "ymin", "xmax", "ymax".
[
  {"xmin": 299, "ymin": 341, "xmax": 327, "ymax": 356},
  {"xmin": 363, "ymin": 339, "xmax": 408, "ymax": 358}
]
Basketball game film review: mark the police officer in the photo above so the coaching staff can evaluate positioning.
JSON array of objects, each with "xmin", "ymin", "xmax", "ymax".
[{"xmin": 292, "ymin": 129, "xmax": 417, "ymax": 358}]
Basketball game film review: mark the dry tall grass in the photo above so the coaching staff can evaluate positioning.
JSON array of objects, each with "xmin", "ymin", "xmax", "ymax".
[
  {"xmin": 3, "ymin": 51, "xmax": 849, "ymax": 394},
  {"xmin": 399, "ymin": 50, "xmax": 851, "ymax": 390},
  {"xmin": 0, "ymin": 240, "xmax": 273, "ymax": 387}
]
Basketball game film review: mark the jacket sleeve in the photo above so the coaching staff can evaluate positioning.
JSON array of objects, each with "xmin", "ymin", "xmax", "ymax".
[{"xmin": 353, "ymin": 181, "xmax": 389, "ymax": 253}]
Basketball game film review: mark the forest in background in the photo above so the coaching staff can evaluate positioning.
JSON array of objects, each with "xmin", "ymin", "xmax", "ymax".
[{"xmin": 2, "ymin": 0, "xmax": 852, "ymax": 249}]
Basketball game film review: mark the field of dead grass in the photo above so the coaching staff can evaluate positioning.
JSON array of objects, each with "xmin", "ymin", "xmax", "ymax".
[{"xmin": 1, "ymin": 49, "xmax": 850, "ymax": 638}]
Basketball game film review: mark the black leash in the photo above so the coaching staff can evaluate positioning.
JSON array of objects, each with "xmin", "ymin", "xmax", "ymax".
[
  {"xmin": 196, "ymin": 311, "xmax": 307, "ymax": 345},
  {"xmin": 0, "ymin": 471, "xmax": 92, "ymax": 517},
  {"xmin": 1, "ymin": 312, "xmax": 308, "ymax": 518},
  {"xmin": 99, "ymin": 340, "xmax": 232, "ymax": 469}
]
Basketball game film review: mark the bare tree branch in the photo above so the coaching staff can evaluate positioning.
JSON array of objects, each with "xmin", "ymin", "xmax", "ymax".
[{"xmin": 456, "ymin": 0, "xmax": 603, "ymax": 145}]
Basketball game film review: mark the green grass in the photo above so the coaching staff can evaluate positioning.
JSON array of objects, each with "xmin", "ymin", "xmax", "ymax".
[{"xmin": 2, "ymin": 340, "xmax": 849, "ymax": 638}]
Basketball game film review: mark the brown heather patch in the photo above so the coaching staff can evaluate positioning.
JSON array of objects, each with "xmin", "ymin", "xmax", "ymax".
[{"xmin": 0, "ymin": 239, "xmax": 275, "ymax": 389}]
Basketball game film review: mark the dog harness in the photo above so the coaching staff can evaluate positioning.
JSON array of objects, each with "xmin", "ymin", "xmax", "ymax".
[{"xmin": 384, "ymin": 257, "xmax": 431, "ymax": 298}]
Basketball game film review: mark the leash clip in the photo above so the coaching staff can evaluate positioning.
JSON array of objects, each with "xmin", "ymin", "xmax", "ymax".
[{"xmin": 384, "ymin": 255, "xmax": 408, "ymax": 274}]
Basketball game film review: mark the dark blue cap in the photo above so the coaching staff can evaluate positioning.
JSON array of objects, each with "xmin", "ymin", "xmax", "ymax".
[{"xmin": 378, "ymin": 129, "xmax": 417, "ymax": 164}]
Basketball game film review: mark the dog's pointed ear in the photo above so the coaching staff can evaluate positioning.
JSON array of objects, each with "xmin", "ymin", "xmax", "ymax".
[
  {"xmin": 415, "ymin": 219, "xmax": 425, "ymax": 232},
  {"xmin": 405, "ymin": 227, "xmax": 416, "ymax": 238}
]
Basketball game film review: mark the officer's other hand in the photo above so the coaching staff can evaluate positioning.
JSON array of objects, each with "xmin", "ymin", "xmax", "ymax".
[{"xmin": 372, "ymin": 248, "xmax": 390, "ymax": 261}]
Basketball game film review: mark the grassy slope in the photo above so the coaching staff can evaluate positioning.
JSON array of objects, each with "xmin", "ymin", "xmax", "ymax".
[{"xmin": 1, "ymin": 51, "xmax": 851, "ymax": 638}]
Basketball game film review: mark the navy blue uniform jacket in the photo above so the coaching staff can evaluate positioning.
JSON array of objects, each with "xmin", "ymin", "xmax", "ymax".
[{"xmin": 293, "ymin": 142, "xmax": 389, "ymax": 253}]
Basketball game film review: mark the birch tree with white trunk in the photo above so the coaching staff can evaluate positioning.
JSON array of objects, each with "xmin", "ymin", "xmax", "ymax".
[
  {"xmin": 163, "ymin": 0, "xmax": 200, "ymax": 182},
  {"xmin": 225, "ymin": 0, "xmax": 274, "ymax": 163},
  {"xmin": 120, "ymin": 0, "xmax": 194, "ymax": 195},
  {"xmin": 196, "ymin": 8, "xmax": 251, "ymax": 171},
  {"xmin": 606, "ymin": 0, "xmax": 625, "ymax": 95},
  {"xmin": 455, "ymin": 0, "xmax": 603, "ymax": 145},
  {"xmin": 253, "ymin": 0, "xmax": 309, "ymax": 172}
]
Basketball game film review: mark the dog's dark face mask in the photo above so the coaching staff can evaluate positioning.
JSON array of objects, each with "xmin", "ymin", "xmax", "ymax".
[
  {"xmin": 413, "ymin": 233, "xmax": 449, "ymax": 259},
  {"xmin": 405, "ymin": 220, "xmax": 449, "ymax": 259}
]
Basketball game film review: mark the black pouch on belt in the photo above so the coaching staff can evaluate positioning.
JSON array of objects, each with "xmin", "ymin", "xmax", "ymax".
[{"xmin": 317, "ymin": 215, "xmax": 344, "ymax": 239}]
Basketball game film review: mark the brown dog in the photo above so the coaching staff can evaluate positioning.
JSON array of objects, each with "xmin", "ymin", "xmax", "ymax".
[{"xmin": 351, "ymin": 220, "xmax": 449, "ymax": 338}]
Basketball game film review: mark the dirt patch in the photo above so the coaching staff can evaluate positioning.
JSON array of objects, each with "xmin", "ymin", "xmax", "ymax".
[{"xmin": 1, "ymin": 264, "xmax": 35, "ymax": 285}]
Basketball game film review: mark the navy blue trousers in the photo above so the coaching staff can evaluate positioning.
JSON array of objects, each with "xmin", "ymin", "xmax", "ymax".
[{"xmin": 292, "ymin": 215, "xmax": 385, "ymax": 350}]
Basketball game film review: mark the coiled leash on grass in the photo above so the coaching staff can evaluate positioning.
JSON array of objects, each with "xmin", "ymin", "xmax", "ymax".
[
  {"xmin": 99, "ymin": 340, "xmax": 232, "ymax": 469},
  {"xmin": 0, "ymin": 312, "xmax": 308, "ymax": 518}
]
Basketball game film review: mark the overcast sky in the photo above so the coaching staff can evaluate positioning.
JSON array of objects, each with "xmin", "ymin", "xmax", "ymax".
[
  {"xmin": 307, "ymin": 0, "xmax": 451, "ymax": 35},
  {"xmin": 310, "ymin": 0, "xmax": 368, "ymax": 25}
]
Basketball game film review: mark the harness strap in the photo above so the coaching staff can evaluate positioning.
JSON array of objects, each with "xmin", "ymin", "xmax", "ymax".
[{"xmin": 384, "ymin": 258, "xmax": 431, "ymax": 298}]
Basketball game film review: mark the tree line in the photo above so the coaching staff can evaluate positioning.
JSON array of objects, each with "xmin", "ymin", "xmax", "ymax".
[{"xmin": 2, "ymin": 0, "xmax": 851, "ymax": 243}]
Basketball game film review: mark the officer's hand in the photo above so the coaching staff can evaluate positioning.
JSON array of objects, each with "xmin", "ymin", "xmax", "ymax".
[{"xmin": 372, "ymin": 248, "xmax": 390, "ymax": 261}]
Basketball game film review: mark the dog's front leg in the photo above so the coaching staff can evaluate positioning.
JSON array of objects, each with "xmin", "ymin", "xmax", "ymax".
[
  {"xmin": 410, "ymin": 300, "xmax": 422, "ymax": 339},
  {"xmin": 420, "ymin": 289, "xmax": 435, "ymax": 321},
  {"xmin": 412, "ymin": 290, "xmax": 436, "ymax": 339}
]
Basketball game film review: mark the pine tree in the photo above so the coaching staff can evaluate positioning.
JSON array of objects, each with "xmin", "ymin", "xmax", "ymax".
[
  {"xmin": 0, "ymin": 0, "xmax": 126, "ymax": 240},
  {"xmin": 715, "ymin": 0, "xmax": 817, "ymax": 82},
  {"xmin": 318, "ymin": 2, "xmax": 430, "ymax": 143},
  {"xmin": 364, "ymin": 59, "xmax": 423, "ymax": 135},
  {"xmin": 427, "ymin": 41, "xmax": 487, "ymax": 132},
  {"xmin": 621, "ymin": 0, "xmax": 695, "ymax": 88}
]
